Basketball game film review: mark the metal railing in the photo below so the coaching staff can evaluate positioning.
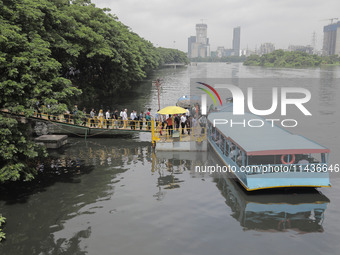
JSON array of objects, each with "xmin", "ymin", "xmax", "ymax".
[
  {"xmin": 153, "ymin": 124, "xmax": 207, "ymax": 142},
  {"xmin": 33, "ymin": 109, "xmax": 162, "ymax": 132}
]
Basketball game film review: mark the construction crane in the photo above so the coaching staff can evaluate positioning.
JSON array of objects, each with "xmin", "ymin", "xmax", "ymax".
[{"xmin": 320, "ymin": 18, "xmax": 339, "ymax": 24}]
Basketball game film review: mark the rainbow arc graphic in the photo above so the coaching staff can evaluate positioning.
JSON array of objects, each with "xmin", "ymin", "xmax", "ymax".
[{"xmin": 196, "ymin": 82, "xmax": 222, "ymax": 107}]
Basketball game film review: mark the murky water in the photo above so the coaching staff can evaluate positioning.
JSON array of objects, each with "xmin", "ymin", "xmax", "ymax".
[{"xmin": 1, "ymin": 63, "xmax": 340, "ymax": 255}]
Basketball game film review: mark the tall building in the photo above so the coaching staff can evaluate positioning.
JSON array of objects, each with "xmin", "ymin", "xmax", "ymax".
[
  {"xmin": 322, "ymin": 21, "xmax": 340, "ymax": 56},
  {"xmin": 232, "ymin": 26, "xmax": 241, "ymax": 56},
  {"xmin": 288, "ymin": 45, "xmax": 313, "ymax": 54},
  {"xmin": 188, "ymin": 23, "xmax": 210, "ymax": 58},
  {"xmin": 196, "ymin": 24, "xmax": 208, "ymax": 44},
  {"xmin": 187, "ymin": 36, "xmax": 196, "ymax": 58}
]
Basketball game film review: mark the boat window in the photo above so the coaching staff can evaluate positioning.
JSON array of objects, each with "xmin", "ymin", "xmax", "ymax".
[
  {"xmin": 229, "ymin": 144, "xmax": 237, "ymax": 162},
  {"xmin": 247, "ymin": 153, "xmax": 325, "ymax": 166},
  {"xmin": 212, "ymin": 126, "xmax": 216, "ymax": 141},
  {"xmin": 225, "ymin": 140, "xmax": 230, "ymax": 156},
  {"xmin": 236, "ymin": 151, "xmax": 244, "ymax": 167},
  {"xmin": 220, "ymin": 135, "xmax": 225, "ymax": 152},
  {"xmin": 248, "ymin": 155, "xmax": 278, "ymax": 165},
  {"xmin": 295, "ymin": 153, "xmax": 322, "ymax": 164}
]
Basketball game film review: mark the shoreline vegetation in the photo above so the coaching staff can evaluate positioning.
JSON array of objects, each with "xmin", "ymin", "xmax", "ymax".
[
  {"xmin": 189, "ymin": 50, "xmax": 340, "ymax": 68},
  {"xmin": 0, "ymin": 0, "xmax": 188, "ymax": 184},
  {"xmin": 243, "ymin": 50, "xmax": 340, "ymax": 68}
]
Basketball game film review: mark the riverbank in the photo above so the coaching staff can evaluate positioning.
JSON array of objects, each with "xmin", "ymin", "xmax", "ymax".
[{"xmin": 243, "ymin": 50, "xmax": 340, "ymax": 68}]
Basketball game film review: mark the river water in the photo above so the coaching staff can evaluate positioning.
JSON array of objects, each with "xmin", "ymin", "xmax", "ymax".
[{"xmin": 1, "ymin": 63, "xmax": 340, "ymax": 255}]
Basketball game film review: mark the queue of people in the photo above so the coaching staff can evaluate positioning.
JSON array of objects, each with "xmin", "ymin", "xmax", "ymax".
[
  {"xmin": 84, "ymin": 107, "xmax": 154, "ymax": 130},
  {"xmin": 34, "ymin": 103, "xmax": 197, "ymax": 135},
  {"xmin": 157, "ymin": 113, "xmax": 193, "ymax": 136}
]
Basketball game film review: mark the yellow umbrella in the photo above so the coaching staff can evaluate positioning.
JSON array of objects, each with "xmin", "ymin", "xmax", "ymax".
[{"xmin": 157, "ymin": 106, "xmax": 187, "ymax": 115}]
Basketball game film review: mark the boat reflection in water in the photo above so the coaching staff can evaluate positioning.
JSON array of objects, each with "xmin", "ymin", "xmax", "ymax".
[{"xmin": 214, "ymin": 172, "xmax": 330, "ymax": 233}]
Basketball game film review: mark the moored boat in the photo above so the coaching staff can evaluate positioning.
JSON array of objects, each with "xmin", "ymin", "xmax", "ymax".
[{"xmin": 207, "ymin": 109, "xmax": 331, "ymax": 191}]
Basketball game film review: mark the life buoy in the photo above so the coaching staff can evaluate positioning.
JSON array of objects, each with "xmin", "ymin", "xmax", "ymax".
[{"xmin": 281, "ymin": 154, "xmax": 295, "ymax": 164}]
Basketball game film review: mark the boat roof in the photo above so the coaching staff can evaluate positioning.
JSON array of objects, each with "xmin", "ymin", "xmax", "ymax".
[{"xmin": 207, "ymin": 111, "xmax": 329, "ymax": 156}]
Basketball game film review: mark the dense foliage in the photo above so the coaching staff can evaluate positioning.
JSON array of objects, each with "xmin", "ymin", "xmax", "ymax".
[
  {"xmin": 243, "ymin": 50, "xmax": 340, "ymax": 67},
  {"xmin": 0, "ymin": 0, "xmax": 188, "ymax": 183},
  {"xmin": 0, "ymin": 215, "xmax": 5, "ymax": 241}
]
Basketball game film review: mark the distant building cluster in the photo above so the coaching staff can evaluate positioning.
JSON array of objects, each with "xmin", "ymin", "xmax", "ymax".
[
  {"xmin": 187, "ymin": 24, "xmax": 210, "ymax": 58},
  {"xmin": 258, "ymin": 43, "xmax": 275, "ymax": 55},
  {"xmin": 322, "ymin": 21, "xmax": 340, "ymax": 56},
  {"xmin": 288, "ymin": 45, "xmax": 314, "ymax": 54},
  {"xmin": 209, "ymin": 26, "xmax": 242, "ymax": 58},
  {"xmin": 186, "ymin": 20, "xmax": 340, "ymax": 59}
]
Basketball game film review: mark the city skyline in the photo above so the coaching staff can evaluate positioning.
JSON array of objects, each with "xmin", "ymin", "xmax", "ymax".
[{"xmin": 92, "ymin": 0, "xmax": 339, "ymax": 52}]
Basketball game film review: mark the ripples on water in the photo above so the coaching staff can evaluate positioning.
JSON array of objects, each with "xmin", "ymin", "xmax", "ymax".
[{"xmin": 1, "ymin": 63, "xmax": 340, "ymax": 255}]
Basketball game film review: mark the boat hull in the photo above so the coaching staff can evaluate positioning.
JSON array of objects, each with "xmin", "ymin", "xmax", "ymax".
[{"xmin": 208, "ymin": 137, "xmax": 331, "ymax": 191}]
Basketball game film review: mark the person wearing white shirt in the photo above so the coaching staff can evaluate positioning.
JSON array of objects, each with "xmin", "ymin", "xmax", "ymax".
[
  {"xmin": 181, "ymin": 114, "xmax": 187, "ymax": 134},
  {"xmin": 105, "ymin": 110, "xmax": 110, "ymax": 128},
  {"xmin": 122, "ymin": 109, "xmax": 128, "ymax": 128},
  {"xmin": 130, "ymin": 110, "xmax": 137, "ymax": 129}
]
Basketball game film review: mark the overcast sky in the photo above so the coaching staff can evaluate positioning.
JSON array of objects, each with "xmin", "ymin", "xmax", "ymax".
[{"xmin": 92, "ymin": 0, "xmax": 340, "ymax": 52}]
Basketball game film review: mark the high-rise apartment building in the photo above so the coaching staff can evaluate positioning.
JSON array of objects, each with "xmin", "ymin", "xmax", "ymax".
[
  {"xmin": 188, "ymin": 23, "xmax": 210, "ymax": 58},
  {"xmin": 323, "ymin": 21, "xmax": 340, "ymax": 56},
  {"xmin": 232, "ymin": 27, "xmax": 241, "ymax": 56}
]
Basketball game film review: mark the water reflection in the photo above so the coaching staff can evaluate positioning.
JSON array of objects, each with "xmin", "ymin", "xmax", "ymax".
[
  {"xmin": 151, "ymin": 151, "xmax": 208, "ymax": 200},
  {"xmin": 39, "ymin": 227, "xmax": 91, "ymax": 255},
  {"xmin": 214, "ymin": 174, "xmax": 329, "ymax": 233},
  {"xmin": 318, "ymin": 70, "xmax": 338, "ymax": 113}
]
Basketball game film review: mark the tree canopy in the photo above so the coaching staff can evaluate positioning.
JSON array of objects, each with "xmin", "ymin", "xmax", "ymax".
[
  {"xmin": 0, "ymin": 0, "xmax": 188, "ymax": 182},
  {"xmin": 243, "ymin": 50, "xmax": 340, "ymax": 68}
]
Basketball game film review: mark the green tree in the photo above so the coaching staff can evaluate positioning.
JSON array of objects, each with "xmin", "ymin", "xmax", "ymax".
[
  {"xmin": 0, "ymin": 0, "xmax": 81, "ymax": 182},
  {"xmin": 0, "ymin": 0, "xmax": 188, "ymax": 182},
  {"xmin": 0, "ymin": 215, "xmax": 5, "ymax": 241},
  {"xmin": 243, "ymin": 50, "xmax": 327, "ymax": 68}
]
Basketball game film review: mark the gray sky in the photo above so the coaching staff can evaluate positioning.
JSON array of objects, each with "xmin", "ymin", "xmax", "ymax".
[{"xmin": 92, "ymin": 0, "xmax": 340, "ymax": 52}]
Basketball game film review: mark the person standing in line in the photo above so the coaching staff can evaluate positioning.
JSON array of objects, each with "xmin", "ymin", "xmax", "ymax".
[
  {"xmin": 72, "ymin": 104, "xmax": 78, "ymax": 124},
  {"xmin": 186, "ymin": 105, "xmax": 190, "ymax": 117},
  {"xmin": 105, "ymin": 109, "xmax": 111, "ymax": 128},
  {"xmin": 195, "ymin": 103, "xmax": 199, "ymax": 118},
  {"xmin": 139, "ymin": 111, "xmax": 144, "ymax": 130},
  {"xmin": 181, "ymin": 113, "xmax": 187, "ymax": 134},
  {"xmin": 35, "ymin": 100, "xmax": 42, "ymax": 118},
  {"xmin": 134, "ymin": 110, "xmax": 138, "ymax": 128},
  {"xmin": 174, "ymin": 114, "xmax": 180, "ymax": 131},
  {"xmin": 155, "ymin": 109, "xmax": 159, "ymax": 125},
  {"xmin": 166, "ymin": 115, "xmax": 173, "ymax": 136},
  {"xmin": 145, "ymin": 112, "xmax": 151, "ymax": 130},
  {"xmin": 98, "ymin": 109, "xmax": 104, "ymax": 128},
  {"xmin": 122, "ymin": 109, "xmax": 128, "ymax": 128},
  {"xmin": 64, "ymin": 109, "xmax": 70, "ymax": 123},
  {"xmin": 186, "ymin": 116, "xmax": 191, "ymax": 135},
  {"xmin": 130, "ymin": 110, "xmax": 136, "ymax": 130},
  {"xmin": 90, "ymin": 109, "xmax": 95, "ymax": 127},
  {"xmin": 82, "ymin": 107, "xmax": 87, "ymax": 126},
  {"xmin": 112, "ymin": 109, "xmax": 118, "ymax": 129},
  {"xmin": 119, "ymin": 109, "xmax": 124, "ymax": 128}
]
